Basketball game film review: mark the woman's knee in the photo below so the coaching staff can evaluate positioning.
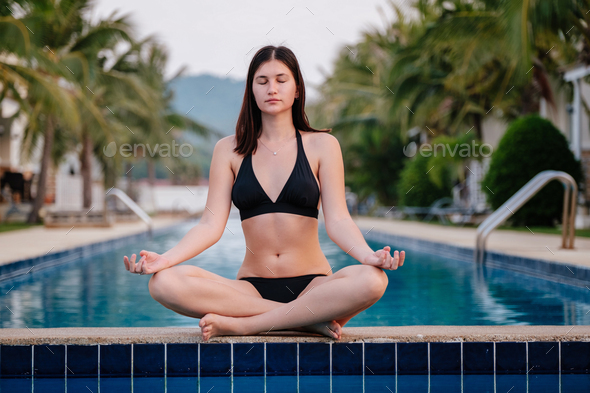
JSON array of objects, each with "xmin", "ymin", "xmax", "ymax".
[
  {"xmin": 148, "ymin": 267, "xmax": 181, "ymax": 303},
  {"xmin": 357, "ymin": 265, "xmax": 389, "ymax": 301}
]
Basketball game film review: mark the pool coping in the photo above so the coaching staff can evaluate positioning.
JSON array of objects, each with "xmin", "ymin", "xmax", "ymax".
[{"xmin": 0, "ymin": 326, "xmax": 589, "ymax": 345}]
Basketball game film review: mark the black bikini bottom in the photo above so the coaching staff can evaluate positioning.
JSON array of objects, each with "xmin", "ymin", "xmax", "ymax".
[{"xmin": 239, "ymin": 274, "xmax": 327, "ymax": 303}]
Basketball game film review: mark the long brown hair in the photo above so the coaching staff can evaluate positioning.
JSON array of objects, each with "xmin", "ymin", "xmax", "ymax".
[{"xmin": 233, "ymin": 45, "xmax": 331, "ymax": 156}]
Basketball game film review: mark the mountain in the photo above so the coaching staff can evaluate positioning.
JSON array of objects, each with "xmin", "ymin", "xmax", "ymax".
[{"xmin": 167, "ymin": 74, "xmax": 246, "ymax": 179}]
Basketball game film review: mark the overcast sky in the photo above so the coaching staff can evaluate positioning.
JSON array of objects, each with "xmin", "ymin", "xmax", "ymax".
[{"xmin": 90, "ymin": 0, "xmax": 410, "ymax": 100}]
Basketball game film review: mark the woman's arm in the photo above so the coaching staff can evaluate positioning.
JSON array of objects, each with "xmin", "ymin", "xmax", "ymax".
[
  {"xmin": 317, "ymin": 133, "xmax": 403, "ymax": 269},
  {"xmin": 316, "ymin": 133, "xmax": 374, "ymax": 263},
  {"xmin": 160, "ymin": 136, "xmax": 236, "ymax": 268}
]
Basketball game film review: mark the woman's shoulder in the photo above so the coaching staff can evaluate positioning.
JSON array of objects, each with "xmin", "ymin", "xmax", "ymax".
[{"xmin": 300, "ymin": 130, "xmax": 338, "ymax": 150}]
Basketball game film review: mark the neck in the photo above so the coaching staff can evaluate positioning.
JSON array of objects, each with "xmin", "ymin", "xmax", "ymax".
[{"xmin": 260, "ymin": 111, "xmax": 297, "ymax": 142}]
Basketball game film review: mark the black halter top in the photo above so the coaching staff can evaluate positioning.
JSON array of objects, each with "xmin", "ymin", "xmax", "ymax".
[{"xmin": 231, "ymin": 129, "xmax": 320, "ymax": 221}]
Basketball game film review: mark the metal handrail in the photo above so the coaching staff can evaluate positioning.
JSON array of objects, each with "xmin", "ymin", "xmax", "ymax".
[
  {"xmin": 105, "ymin": 188, "xmax": 153, "ymax": 234},
  {"xmin": 474, "ymin": 170, "xmax": 577, "ymax": 263}
]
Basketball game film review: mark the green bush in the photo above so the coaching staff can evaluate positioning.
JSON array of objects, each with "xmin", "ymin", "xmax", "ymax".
[
  {"xmin": 481, "ymin": 114, "xmax": 584, "ymax": 226},
  {"xmin": 398, "ymin": 152, "xmax": 453, "ymax": 207}
]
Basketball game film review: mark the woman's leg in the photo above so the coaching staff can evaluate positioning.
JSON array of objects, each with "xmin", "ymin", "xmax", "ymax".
[
  {"xmin": 199, "ymin": 264, "xmax": 388, "ymax": 340},
  {"xmin": 148, "ymin": 265, "xmax": 285, "ymax": 318}
]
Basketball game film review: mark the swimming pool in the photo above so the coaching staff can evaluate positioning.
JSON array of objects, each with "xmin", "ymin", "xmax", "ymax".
[{"xmin": 0, "ymin": 212, "xmax": 589, "ymax": 328}]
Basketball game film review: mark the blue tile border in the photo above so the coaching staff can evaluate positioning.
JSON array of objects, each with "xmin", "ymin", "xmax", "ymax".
[
  {"xmin": 342, "ymin": 223, "xmax": 590, "ymax": 287},
  {"xmin": 0, "ymin": 218, "xmax": 192, "ymax": 282},
  {"xmin": 0, "ymin": 340, "xmax": 589, "ymax": 377}
]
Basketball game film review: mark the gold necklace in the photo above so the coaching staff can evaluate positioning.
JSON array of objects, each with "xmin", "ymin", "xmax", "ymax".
[{"xmin": 258, "ymin": 133, "xmax": 295, "ymax": 155}]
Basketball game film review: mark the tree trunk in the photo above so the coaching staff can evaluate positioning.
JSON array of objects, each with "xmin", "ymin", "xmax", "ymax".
[
  {"xmin": 27, "ymin": 116, "xmax": 55, "ymax": 223},
  {"xmin": 80, "ymin": 129, "xmax": 93, "ymax": 208}
]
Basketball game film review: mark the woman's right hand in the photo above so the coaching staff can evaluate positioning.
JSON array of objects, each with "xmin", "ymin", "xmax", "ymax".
[{"xmin": 123, "ymin": 250, "xmax": 171, "ymax": 276}]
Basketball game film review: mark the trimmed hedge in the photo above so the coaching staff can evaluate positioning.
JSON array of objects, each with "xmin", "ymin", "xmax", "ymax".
[{"xmin": 481, "ymin": 114, "xmax": 584, "ymax": 226}]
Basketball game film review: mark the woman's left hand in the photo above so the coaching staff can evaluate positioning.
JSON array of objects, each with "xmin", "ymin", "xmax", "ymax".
[{"xmin": 362, "ymin": 246, "xmax": 405, "ymax": 270}]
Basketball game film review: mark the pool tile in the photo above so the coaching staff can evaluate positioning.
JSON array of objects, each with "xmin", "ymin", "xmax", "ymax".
[
  {"xmin": 397, "ymin": 375, "xmax": 429, "ymax": 392},
  {"xmin": 528, "ymin": 342, "xmax": 559, "ymax": 374},
  {"xmin": 167, "ymin": 376, "xmax": 198, "ymax": 390},
  {"xmin": 397, "ymin": 343, "xmax": 428, "ymax": 374},
  {"xmin": 364, "ymin": 343, "xmax": 395, "ymax": 375},
  {"xmin": 1, "ymin": 345, "xmax": 32, "ymax": 376},
  {"xmin": 133, "ymin": 344, "xmax": 164, "ymax": 377},
  {"xmin": 66, "ymin": 345, "xmax": 98, "ymax": 377},
  {"xmin": 496, "ymin": 342, "xmax": 526, "ymax": 374},
  {"xmin": 67, "ymin": 378, "xmax": 98, "ymax": 392},
  {"xmin": 562, "ymin": 342, "xmax": 590, "ymax": 374},
  {"xmin": 332, "ymin": 343, "xmax": 362, "ymax": 375},
  {"xmin": 234, "ymin": 375, "xmax": 265, "ymax": 391},
  {"xmin": 463, "ymin": 342, "xmax": 494, "ymax": 374},
  {"xmin": 100, "ymin": 344, "xmax": 131, "ymax": 376},
  {"xmin": 332, "ymin": 375, "xmax": 363, "ymax": 391},
  {"xmin": 430, "ymin": 342, "xmax": 461, "ymax": 375},
  {"xmin": 529, "ymin": 374, "xmax": 559, "ymax": 393},
  {"xmin": 299, "ymin": 375, "xmax": 330, "ymax": 391},
  {"xmin": 497, "ymin": 374, "xmax": 526, "ymax": 392},
  {"xmin": 34, "ymin": 344, "xmax": 65, "ymax": 377},
  {"xmin": 266, "ymin": 375, "xmax": 298, "ymax": 392},
  {"xmin": 32, "ymin": 377, "xmax": 64, "ymax": 391},
  {"xmin": 562, "ymin": 375, "xmax": 590, "ymax": 390},
  {"xmin": 133, "ymin": 376, "xmax": 165, "ymax": 391},
  {"xmin": 167, "ymin": 344, "xmax": 198, "ymax": 376},
  {"xmin": 298, "ymin": 343, "xmax": 330, "ymax": 375},
  {"xmin": 201, "ymin": 376, "xmax": 231, "ymax": 391},
  {"xmin": 464, "ymin": 374, "xmax": 494, "ymax": 393},
  {"xmin": 266, "ymin": 343, "xmax": 297, "ymax": 375},
  {"xmin": 233, "ymin": 343, "xmax": 263, "ymax": 376},
  {"xmin": 430, "ymin": 375, "xmax": 461, "ymax": 393},
  {"xmin": 101, "ymin": 377, "xmax": 131, "ymax": 391},
  {"xmin": 200, "ymin": 343, "xmax": 231, "ymax": 376}
]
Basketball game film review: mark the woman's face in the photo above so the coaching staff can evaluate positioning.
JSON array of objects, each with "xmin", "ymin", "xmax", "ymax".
[{"xmin": 252, "ymin": 59, "xmax": 298, "ymax": 115}]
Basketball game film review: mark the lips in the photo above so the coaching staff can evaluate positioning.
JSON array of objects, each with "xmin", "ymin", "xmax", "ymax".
[{"xmin": 267, "ymin": 99, "xmax": 280, "ymax": 102}]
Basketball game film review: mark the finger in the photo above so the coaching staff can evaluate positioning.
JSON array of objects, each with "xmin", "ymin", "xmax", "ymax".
[
  {"xmin": 123, "ymin": 256, "xmax": 130, "ymax": 271},
  {"xmin": 399, "ymin": 251, "xmax": 405, "ymax": 266},
  {"xmin": 133, "ymin": 258, "xmax": 143, "ymax": 274},
  {"xmin": 137, "ymin": 257, "xmax": 147, "ymax": 273},
  {"xmin": 392, "ymin": 251, "xmax": 399, "ymax": 269},
  {"xmin": 129, "ymin": 254, "xmax": 137, "ymax": 270}
]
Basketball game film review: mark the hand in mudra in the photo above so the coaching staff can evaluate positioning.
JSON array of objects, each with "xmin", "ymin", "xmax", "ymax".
[
  {"xmin": 363, "ymin": 246, "xmax": 405, "ymax": 270},
  {"xmin": 123, "ymin": 250, "xmax": 170, "ymax": 275}
]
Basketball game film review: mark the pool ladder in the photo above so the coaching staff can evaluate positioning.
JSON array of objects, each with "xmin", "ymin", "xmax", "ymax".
[
  {"xmin": 106, "ymin": 187, "xmax": 154, "ymax": 235},
  {"xmin": 474, "ymin": 170, "xmax": 578, "ymax": 263}
]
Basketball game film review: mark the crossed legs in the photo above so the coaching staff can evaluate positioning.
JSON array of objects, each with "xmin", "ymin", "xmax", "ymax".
[{"xmin": 148, "ymin": 264, "xmax": 388, "ymax": 341}]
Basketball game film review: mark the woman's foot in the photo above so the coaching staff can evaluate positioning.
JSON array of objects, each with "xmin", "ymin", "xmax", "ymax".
[
  {"xmin": 199, "ymin": 313, "xmax": 245, "ymax": 341},
  {"xmin": 199, "ymin": 314, "xmax": 342, "ymax": 341},
  {"xmin": 293, "ymin": 320, "xmax": 342, "ymax": 339}
]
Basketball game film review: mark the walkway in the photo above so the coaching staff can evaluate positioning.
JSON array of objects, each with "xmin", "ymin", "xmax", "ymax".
[{"xmin": 0, "ymin": 215, "xmax": 191, "ymax": 266}]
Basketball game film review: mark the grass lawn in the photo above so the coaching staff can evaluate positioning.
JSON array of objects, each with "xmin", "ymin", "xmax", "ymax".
[{"xmin": 0, "ymin": 222, "xmax": 44, "ymax": 233}]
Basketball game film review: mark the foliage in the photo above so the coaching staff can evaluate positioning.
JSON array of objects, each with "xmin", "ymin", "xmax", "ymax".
[
  {"xmin": 481, "ymin": 114, "xmax": 584, "ymax": 226},
  {"xmin": 397, "ymin": 151, "xmax": 453, "ymax": 207}
]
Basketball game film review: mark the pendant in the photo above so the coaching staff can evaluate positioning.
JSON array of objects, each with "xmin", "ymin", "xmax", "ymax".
[{"xmin": 273, "ymin": 152, "xmax": 277, "ymax": 155}]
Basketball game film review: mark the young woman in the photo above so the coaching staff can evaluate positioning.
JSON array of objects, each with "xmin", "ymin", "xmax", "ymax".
[{"xmin": 123, "ymin": 45, "xmax": 405, "ymax": 341}]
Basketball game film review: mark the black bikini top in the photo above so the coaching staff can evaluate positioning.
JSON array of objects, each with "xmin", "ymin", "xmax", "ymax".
[{"xmin": 231, "ymin": 129, "xmax": 320, "ymax": 221}]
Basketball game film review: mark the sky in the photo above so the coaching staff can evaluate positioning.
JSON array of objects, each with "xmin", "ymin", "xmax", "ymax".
[{"xmin": 89, "ymin": 0, "xmax": 411, "ymax": 100}]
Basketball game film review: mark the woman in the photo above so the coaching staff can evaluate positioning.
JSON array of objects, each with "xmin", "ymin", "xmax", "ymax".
[{"xmin": 123, "ymin": 45, "xmax": 405, "ymax": 341}]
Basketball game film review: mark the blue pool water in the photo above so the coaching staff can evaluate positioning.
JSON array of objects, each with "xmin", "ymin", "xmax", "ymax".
[
  {"xmin": 2, "ymin": 374, "xmax": 590, "ymax": 392},
  {"xmin": 0, "ymin": 213, "xmax": 589, "ymax": 328}
]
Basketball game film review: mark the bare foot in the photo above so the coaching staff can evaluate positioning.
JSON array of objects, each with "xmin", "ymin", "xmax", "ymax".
[
  {"xmin": 199, "ymin": 313, "xmax": 244, "ymax": 341},
  {"xmin": 292, "ymin": 320, "xmax": 342, "ymax": 339}
]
